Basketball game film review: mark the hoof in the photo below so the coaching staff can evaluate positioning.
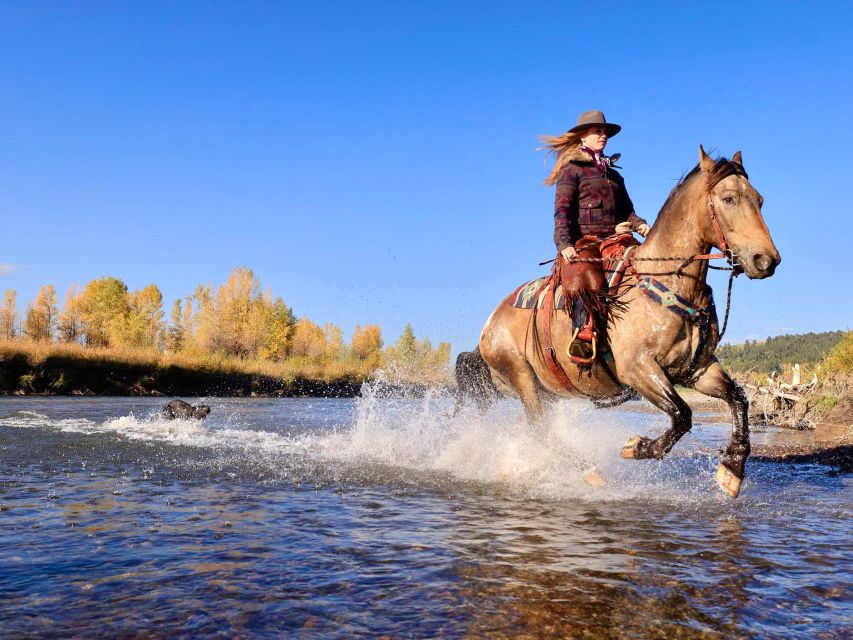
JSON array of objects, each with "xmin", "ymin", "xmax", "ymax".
[
  {"xmin": 715, "ymin": 464, "xmax": 742, "ymax": 498},
  {"xmin": 620, "ymin": 436, "xmax": 648, "ymax": 459},
  {"xmin": 583, "ymin": 469, "xmax": 606, "ymax": 488}
]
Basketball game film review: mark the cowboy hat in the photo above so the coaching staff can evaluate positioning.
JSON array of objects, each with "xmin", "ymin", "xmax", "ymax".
[{"xmin": 567, "ymin": 110, "xmax": 621, "ymax": 137}]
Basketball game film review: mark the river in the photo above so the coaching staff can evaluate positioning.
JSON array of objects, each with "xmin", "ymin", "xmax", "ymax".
[{"xmin": 1, "ymin": 382, "xmax": 850, "ymax": 638}]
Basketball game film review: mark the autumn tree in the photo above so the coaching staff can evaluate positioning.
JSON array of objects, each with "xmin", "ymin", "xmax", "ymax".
[
  {"xmin": 179, "ymin": 268, "xmax": 296, "ymax": 360},
  {"xmin": 24, "ymin": 284, "xmax": 58, "ymax": 342},
  {"xmin": 206, "ymin": 267, "xmax": 259, "ymax": 357},
  {"xmin": 77, "ymin": 276, "xmax": 131, "ymax": 347},
  {"xmin": 290, "ymin": 317, "xmax": 326, "ymax": 361},
  {"xmin": 166, "ymin": 299, "xmax": 184, "ymax": 352},
  {"xmin": 188, "ymin": 285, "xmax": 214, "ymax": 355},
  {"xmin": 390, "ymin": 323, "xmax": 417, "ymax": 364},
  {"xmin": 112, "ymin": 284, "xmax": 164, "ymax": 350},
  {"xmin": 351, "ymin": 324, "xmax": 382, "ymax": 369},
  {"xmin": 323, "ymin": 323, "xmax": 344, "ymax": 362},
  {"xmin": 57, "ymin": 284, "xmax": 84, "ymax": 344},
  {"xmin": 385, "ymin": 324, "xmax": 452, "ymax": 383},
  {"xmin": 0, "ymin": 289, "xmax": 16, "ymax": 341},
  {"xmin": 259, "ymin": 297, "xmax": 295, "ymax": 361},
  {"xmin": 431, "ymin": 341, "xmax": 451, "ymax": 368}
]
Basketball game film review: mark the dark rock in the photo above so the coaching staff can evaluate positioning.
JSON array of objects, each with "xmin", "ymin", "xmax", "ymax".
[{"xmin": 161, "ymin": 399, "xmax": 211, "ymax": 420}]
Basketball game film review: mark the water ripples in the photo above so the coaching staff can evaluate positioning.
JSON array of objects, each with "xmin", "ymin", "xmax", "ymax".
[{"xmin": 0, "ymin": 391, "xmax": 850, "ymax": 638}]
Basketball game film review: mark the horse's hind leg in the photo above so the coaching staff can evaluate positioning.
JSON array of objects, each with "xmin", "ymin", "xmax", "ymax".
[
  {"xmin": 620, "ymin": 362, "xmax": 692, "ymax": 460},
  {"xmin": 491, "ymin": 360, "xmax": 544, "ymax": 424},
  {"xmin": 690, "ymin": 360, "xmax": 749, "ymax": 498},
  {"xmin": 450, "ymin": 349, "xmax": 498, "ymax": 417},
  {"xmin": 495, "ymin": 362, "xmax": 605, "ymax": 486}
]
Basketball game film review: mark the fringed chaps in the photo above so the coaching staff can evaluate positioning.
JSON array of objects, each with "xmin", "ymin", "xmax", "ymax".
[{"xmin": 557, "ymin": 236, "xmax": 609, "ymax": 341}]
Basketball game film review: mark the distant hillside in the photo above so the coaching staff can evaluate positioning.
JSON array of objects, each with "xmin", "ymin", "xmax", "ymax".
[{"xmin": 717, "ymin": 331, "xmax": 847, "ymax": 373}]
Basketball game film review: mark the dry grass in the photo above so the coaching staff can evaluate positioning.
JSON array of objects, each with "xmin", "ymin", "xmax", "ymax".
[
  {"xmin": 0, "ymin": 339, "xmax": 370, "ymax": 381},
  {"xmin": 0, "ymin": 339, "xmax": 451, "ymax": 385}
]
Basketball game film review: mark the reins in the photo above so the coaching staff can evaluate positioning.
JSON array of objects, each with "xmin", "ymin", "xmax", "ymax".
[{"xmin": 539, "ymin": 194, "xmax": 744, "ymax": 339}]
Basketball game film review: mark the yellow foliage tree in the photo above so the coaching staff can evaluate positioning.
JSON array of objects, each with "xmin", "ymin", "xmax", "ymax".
[
  {"xmin": 323, "ymin": 323, "xmax": 344, "ymax": 362},
  {"xmin": 181, "ymin": 268, "xmax": 295, "ymax": 361},
  {"xmin": 77, "ymin": 277, "xmax": 131, "ymax": 347},
  {"xmin": 259, "ymin": 296, "xmax": 295, "ymax": 361},
  {"xmin": 0, "ymin": 289, "xmax": 16, "ymax": 340},
  {"xmin": 385, "ymin": 324, "xmax": 452, "ymax": 384},
  {"xmin": 57, "ymin": 284, "xmax": 83, "ymax": 344},
  {"xmin": 24, "ymin": 284, "xmax": 58, "ymax": 342},
  {"xmin": 189, "ymin": 284, "xmax": 215, "ymax": 356},
  {"xmin": 166, "ymin": 299, "xmax": 184, "ymax": 352},
  {"xmin": 8, "ymin": 267, "xmax": 452, "ymax": 385},
  {"xmin": 210, "ymin": 267, "xmax": 261, "ymax": 357},
  {"xmin": 290, "ymin": 317, "xmax": 326, "ymax": 361},
  {"xmin": 111, "ymin": 284, "xmax": 164, "ymax": 350},
  {"xmin": 351, "ymin": 324, "xmax": 383, "ymax": 369}
]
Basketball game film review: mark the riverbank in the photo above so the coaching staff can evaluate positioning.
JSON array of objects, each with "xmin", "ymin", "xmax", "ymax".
[{"xmin": 0, "ymin": 345, "xmax": 364, "ymax": 397}]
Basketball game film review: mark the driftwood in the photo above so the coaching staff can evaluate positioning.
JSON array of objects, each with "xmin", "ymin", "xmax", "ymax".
[
  {"xmin": 742, "ymin": 376, "xmax": 818, "ymax": 429},
  {"xmin": 742, "ymin": 383, "xmax": 803, "ymax": 403}
]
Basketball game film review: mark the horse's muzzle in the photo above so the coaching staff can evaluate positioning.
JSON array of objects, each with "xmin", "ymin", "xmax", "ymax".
[{"xmin": 747, "ymin": 251, "xmax": 781, "ymax": 279}]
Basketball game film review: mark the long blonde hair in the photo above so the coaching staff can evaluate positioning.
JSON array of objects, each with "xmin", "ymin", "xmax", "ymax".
[{"xmin": 539, "ymin": 130, "xmax": 582, "ymax": 186}]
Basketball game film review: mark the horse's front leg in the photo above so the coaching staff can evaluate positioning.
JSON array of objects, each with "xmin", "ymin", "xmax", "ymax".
[
  {"xmin": 619, "ymin": 361, "xmax": 693, "ymax": 460},
  {"xmin": 690, "ymin": 360, "xmax": 749, "ymax": 498}
]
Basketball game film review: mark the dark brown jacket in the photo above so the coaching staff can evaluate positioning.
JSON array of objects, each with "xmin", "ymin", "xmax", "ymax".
[{"xmin": 553, "ymin": 148, "xmax": 647, "ymax": 251}]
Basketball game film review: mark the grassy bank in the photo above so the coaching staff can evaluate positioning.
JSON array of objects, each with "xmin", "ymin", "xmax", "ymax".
[{"xmin": 0, "ymin": 341, "xmax": 371, "ymax": 397}]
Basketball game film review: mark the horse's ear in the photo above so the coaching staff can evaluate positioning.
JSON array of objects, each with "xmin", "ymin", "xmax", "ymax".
[
  {"xmin": 732, "ymin": 150, "xmax": 743, "ymax": 166},
  {"xmin": 699, "ymin": 145, "xmax": 715, "ymax": 172}
]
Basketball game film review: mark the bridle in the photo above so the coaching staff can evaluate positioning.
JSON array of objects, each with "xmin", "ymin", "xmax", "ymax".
[
  {"xmin": 536, "ymin": 163, "xmax": 751, "ymax": 340},
  {"xmin": 675, "ymin": 196, "xmax": 743, "ymax": 277}
]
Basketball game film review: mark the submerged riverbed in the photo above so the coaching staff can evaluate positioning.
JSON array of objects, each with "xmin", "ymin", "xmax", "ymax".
[{"xmin": 1, "ymin": 385, "xmax": 850, "ymax": 638}]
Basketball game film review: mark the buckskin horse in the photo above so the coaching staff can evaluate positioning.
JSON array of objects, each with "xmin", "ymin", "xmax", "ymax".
[{"xmin": 477, "ymin": 147, "xmax": 780, "ymax": 497}]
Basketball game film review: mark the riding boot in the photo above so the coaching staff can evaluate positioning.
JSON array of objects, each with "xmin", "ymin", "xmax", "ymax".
[
  {"xmin": 571, "ymin": 296, "xmax": 589, "ymax": 337},
  {"xmin": 558, "ymin": 236, "xmax": 607, "ymax": 365},
  {"xmin": 576, "ymin": 313, "xmax": 596, "ymax": 344}
]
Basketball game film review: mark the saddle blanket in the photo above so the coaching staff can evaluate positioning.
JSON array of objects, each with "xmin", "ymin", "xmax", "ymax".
[{"xmin": 511, "ymin": 278, "xmax": 566, "ymax": 310}]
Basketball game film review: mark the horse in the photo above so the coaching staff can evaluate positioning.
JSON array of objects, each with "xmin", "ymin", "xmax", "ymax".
[{"xmin": 478, "ymin": 146, "xmax": 780, "ymax": 497}]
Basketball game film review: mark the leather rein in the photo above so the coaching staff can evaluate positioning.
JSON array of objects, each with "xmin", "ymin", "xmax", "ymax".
[
  {"xmin": 675, "ymin": 197, "xmax": 743, "ymax": 277},
  {"xmin": 534, "ymin": 194, "xmax": 744, "ymax": 394}
]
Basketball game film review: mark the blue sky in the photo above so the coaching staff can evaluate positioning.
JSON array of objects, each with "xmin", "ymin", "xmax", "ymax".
[{"xmin": 2, "ymin": 1, "xmax": 851, "ymax": 353}]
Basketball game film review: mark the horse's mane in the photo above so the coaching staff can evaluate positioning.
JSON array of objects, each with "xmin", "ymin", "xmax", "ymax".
[{"xmin": 659, "ymin": 157, "xmax": 749, "ymax": 214}]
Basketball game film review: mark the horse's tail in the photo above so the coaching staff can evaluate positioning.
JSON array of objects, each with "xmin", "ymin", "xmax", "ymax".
[{"xmin": 451, "ymin": 347, "xmax": 499, "ymax": 417}]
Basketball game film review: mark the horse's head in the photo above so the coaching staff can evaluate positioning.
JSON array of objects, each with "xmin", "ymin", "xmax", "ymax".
[{"xmin": 699, "ymin": 145, "xmax": 781, "ymax": 279}]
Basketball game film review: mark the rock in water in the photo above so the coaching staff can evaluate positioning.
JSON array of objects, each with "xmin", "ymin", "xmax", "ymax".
[{"xmin": 161, "ymin": 399, "xmax": 211, "ymax": 420}]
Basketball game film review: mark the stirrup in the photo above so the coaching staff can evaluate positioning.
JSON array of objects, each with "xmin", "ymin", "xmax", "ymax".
[{"xmin": 567, "ymin": 327, "xmax": 597, "ymax": 365}]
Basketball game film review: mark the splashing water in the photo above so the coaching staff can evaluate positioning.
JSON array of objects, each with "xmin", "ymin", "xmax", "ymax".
[
  {"xmin": 0, "ymin": 381, "xmax": 811, "ymax": 505},
  {"xmin": 316, "ymin": 374, "xmax": 726, "ymax": 504},
  {"xmin": 0, "ymin": 393, "xmax": 849, "ymax": 638}
]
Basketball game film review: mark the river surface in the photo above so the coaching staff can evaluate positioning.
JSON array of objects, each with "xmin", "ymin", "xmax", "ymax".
[{"xmin": 1, "ymin": 382, "xmax": 850, "ymax": 639}]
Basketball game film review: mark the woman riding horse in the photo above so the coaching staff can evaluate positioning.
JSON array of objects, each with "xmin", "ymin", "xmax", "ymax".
[
  {"xmin": 542, "ymin": 110, "xmax": 650, "ymax": 358},
  {"xmin": 479, "ymin": 145, "xmax": 780, "ymax": 497}
]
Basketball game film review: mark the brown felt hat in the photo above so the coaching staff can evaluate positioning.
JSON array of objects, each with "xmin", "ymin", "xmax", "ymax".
[{"xmin": 567, "ymin": 110, "xmax": 621, "ymax": 137}]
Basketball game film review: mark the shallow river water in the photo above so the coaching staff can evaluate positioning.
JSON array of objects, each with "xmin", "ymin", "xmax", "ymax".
[{"xmin": 0, "ymin": 383, "xmax": 850, "ymax": 638}]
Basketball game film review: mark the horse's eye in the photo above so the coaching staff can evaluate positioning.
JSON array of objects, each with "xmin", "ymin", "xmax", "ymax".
[{"xmin": 723, "ymin": 196, "xmax": 736, "ymax": 205}]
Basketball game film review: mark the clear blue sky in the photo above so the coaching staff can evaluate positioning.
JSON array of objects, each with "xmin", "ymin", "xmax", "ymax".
[{"xmin": 2, "ymin": 2, "xmax": 851, "ymax": 353}]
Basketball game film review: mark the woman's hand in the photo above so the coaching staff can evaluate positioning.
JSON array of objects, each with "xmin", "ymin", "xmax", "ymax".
[
  {"xmin": 560, "ymin": 246, "xmax": 578, "ymax": 261},
  {"xmin": 636, "ymin": 223, "xmax": 650, "ymax": 237}
]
